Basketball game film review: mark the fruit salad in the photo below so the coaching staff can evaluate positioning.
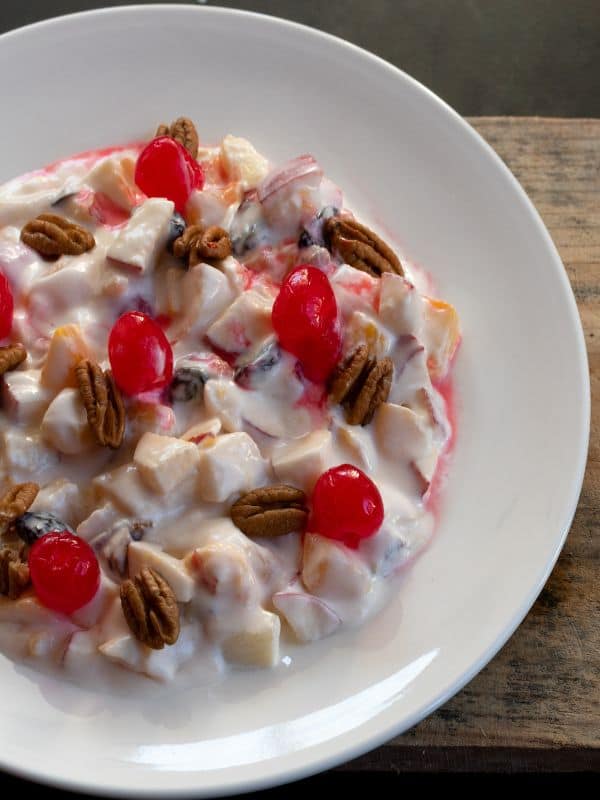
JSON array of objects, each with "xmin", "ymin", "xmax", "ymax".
[{"xmin": 0, "ymin": 118, "xmax": 459, "ymax": 682}]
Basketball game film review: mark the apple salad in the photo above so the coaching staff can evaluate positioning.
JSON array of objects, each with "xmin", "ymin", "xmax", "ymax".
[{"xmin": 0, "ymin": 118, "xmax": 459, "ymax": 681}]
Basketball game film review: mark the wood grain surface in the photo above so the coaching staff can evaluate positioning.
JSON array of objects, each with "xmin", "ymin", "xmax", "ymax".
[{"xmin": 342, "ymin": 118, "xmax": 600, "ymax": 773}]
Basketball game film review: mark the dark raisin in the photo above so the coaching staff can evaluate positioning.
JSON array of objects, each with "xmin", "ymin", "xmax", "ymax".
[
  {"xmin": 14, "ymin": 511, "xmax": 73, "ymax": 545},
  {"xmin": 234, "ymin": 340, "xmax": 281, "ymax": 388},
  {"xmin": 170, "ymin": 368, "xmax": 206, "ymax": 402},
  {"xmin": 298, "ymin": 229, "xmax": 315, "ymax": 248},
  {"xmin": 166, "ymin": 212, "xmax": 187, "ymax": 254},
  {"xmin": 317, "ymin": 205, "xmax": 339, "ymax": 220}
]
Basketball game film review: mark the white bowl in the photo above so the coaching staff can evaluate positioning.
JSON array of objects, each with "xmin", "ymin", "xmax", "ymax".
[{"xmin": 0, "ymin": 5, "xmax": 589, "ymax": 795}]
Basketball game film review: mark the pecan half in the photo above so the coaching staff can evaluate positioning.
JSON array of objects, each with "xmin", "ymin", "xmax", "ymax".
[
  {"xmin": 120, "ymin": 567, "xmax": 180, "ymax": 650},
  {"xmin": 324, "ymin": 216, "xmax": 402, "ymax": 277},
  {"xmin": 0, "ymin": 343, "xmax": 27, "ymax": 376},
  {"xmin": 21, "ymin": 213, "xmax": 95, "ymax": 258},
  {"xmin": 231, "ymin": 486, "xmax": 308, "ymax": 538},
  {"xmin": 0, "ymin": 483, "xmax": 39, "ymax": 535},
  {"xmin": 155, "ymin": 116, "xmax": 199, "ymax": 159},
  {"xmin": 0, "ymin": 546, "xmax": 30, "ymax": 599},
  {"xmin": 76, "ymin": 359, "xmax": 125, "ymax": 449},
  {"xmin": 329, "ymin": 347, "xmax": 394, "ymax": 425},
  {"xmin": 172, "ymin": 224, "xmax": 232, "ymax": 267}
]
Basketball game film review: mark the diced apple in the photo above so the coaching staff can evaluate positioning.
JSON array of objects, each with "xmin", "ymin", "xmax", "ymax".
[
  {"xmin": 170, "ymin": 263, "xmax": 235, "ymax": 339},
  {"xmin": 93, "ymin": 464, "xmax": 158, "ymax": 517},
  {"xmin": 374, "ymin": 402, "xmax": 433, "ymax": 463},
  {"xmin": 63, "ymin": 630, "xmax": 97, "ymax": 671},
  {"xmin": 76, "ymin": 501, "xmax": 121, "ymax": 542},
  {"xmin": 0, "ymin": 595, "xmax": 62, "ymax": 626},
  {"xmin": 333, "ymin": 419, "xmax": 378, "ymax": 472},
  {"xmin": 127, "ymin": 542, "xmax": 194, "ymax": 603},
  {"xmin": 220, "ymin": 135, "xmax": 270, "ymax": 190},
  {"xmin": 197, "ymin": 432, "xmax": 268, "ymax": 503},
  {"xmin": 1, "ymin": 368, "xmax": 51, "ymax": 424},
  {"xmin": 40, "ymin": 324, "xmax": 90, "ymax": 392},
  {"xmin": 30, "ymin": 479, "xmax": 85, "ymax": 528},
  {"xmin": 83, "ymin": 155, "xmax": 137, "ymax": 211},
  {"xmin": 71, "ymin": 573, "xmax": 119, "ymax": 628},
  {"xmin": 99, "ymin": 624, "xmax": 199, "ymax": 681},
  {"xmin": 27, "ymin": 629, "xmax": 72, "ymax": 661},
  {"xmin": 203, "ymin": 379, "xmax": 243, "ymax": 432},
  {"xmin": 378, "ymin": 273, "xmax": 423, "ymax": 337},
  {"xmin": 125, "ymin": 402, "xmax": 176, "ymax": 439},
  {"xmin": 181, "ymin": 417, "xmax": 222, "ymax": 444},
  {"xmin": 330, "ymin": 264, "xmax": 380, "ymax": 317},
  {"xmin": 1, "ymin": 430, "xmax": 59, "ymax": 483},
  {"xmin": 271, "ymin": 430, "xmax": 332, "ymax": 491},
  {"xmin": 107, "ymin": 198, "xmax": 173, "ymax": 274},
  {"xmin": 40, "ymin": 387, "xmax": 94, "ymax": 455},
  {"xmin": 221, "ymin": 609, "xmax": 280, "ymax": 668},
  {"xmin": 421, "ymin": 297, "xmax": 460, "ymax": 379},
  {"xmin": 218, "ymin": 255, "xmax": 246, "ymax": 295},
  {"xmin": 302, "ymin": 533, "xmax": 372, "ymax": 600},
  {"xmin": 387, "ymin": 339, "xmax": 429, "ymax": 406},
  {"xmin": 134, "ymin": 432, "xmax": 200, "ymax": 495},
  {"xmin": 186, "ymin": 542, "xmax": 254, "ymax": 605},
  {"xmin": 206, "ymin": 287, "xmax": 273, "ymax": 356},
  {"xmin": 187, "ymin": 185, "xmax": 240, "ymax": 230},
  {"xmin": 272, "ymin": 591, "xmax": 341, "ymax": 643}
]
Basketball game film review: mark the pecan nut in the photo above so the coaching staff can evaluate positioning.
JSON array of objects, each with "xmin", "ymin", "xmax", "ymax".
[
  {"xmin": 155, "ymin": 116, "xmax": 199, "ymax": 159},
  {"xmin": 0, "ymin": 546, "xmax": 30, "ymax": 599},
  {"xmin": 21, "ymin": 213, "xmax": 95, "ymax": 258},
  {"xmin": 329, "ymin": 346, "xmax": 394, "ymax": 425},
  {"xmin": 0, "ymin": 483, "xmax": 39, "ymax": 534},
  {"xmin": 120, "ymin": 567, "xmax": 180, "ymax": 649},
  {"xmin": 0, "ymin": 343, "xmax": 27, "ymax": 376},
  {"xmin": 324, "ymin": 216, "xmax": 402, "ymax": 277},
  {"xmin": 173, "ymin": 225, "xmax": 232, "ymax": 267},
  {"xmin": 231, "ymin": 486, "xmax": 308, "ymax": 538},
  {"xmin": 76, "ymin": 359, "xmax": 125, "ymax": 449}
]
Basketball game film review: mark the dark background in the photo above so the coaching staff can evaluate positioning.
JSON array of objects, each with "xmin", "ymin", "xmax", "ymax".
[
  {"xmin": 0, "ymin": 1, "xmax": 598, "ymax": 797},
  {"xmin": 1, "ymin": 0, "xmax": 599, "ymax": 116}
]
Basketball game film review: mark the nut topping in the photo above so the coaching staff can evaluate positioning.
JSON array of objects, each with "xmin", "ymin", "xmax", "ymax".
[
  {"xmin": 328, "ymin": 346, "xmax": 394, "ymax": 426},
  {"xmin": 0, "ymin": 483, "xmax": 39, "ymax": 535},
  {"xmin": 0, "ymin": 343, "xmax": 27, "ymax": 376},
  {"xmin": 76, "ymin": 359, "xmax": 125, "ymax": 449},
  {"xmin": 324, "ymin": 216, "xmax": 402, "ymax": 277},
  {"xmin": 120, "ymin": 567, "xmax": 180, "ymax": 650},
  {"xmin": 156, "ymin": 116, "xmax": 199, "ymax": 159},
  {"xmin": 231, "ymin": 486, "xmax": 308, "ymax": 538},
  {"xmin": 172, "ymin": 224, "xmax": 232, "ymax": 267},
  {"xmin": 21, "ymin": 213, "xmax": 95, "ymax": 258},
  {"xmin": 0, "ymin": 546, "xmax": 30, "ymax": 599}
]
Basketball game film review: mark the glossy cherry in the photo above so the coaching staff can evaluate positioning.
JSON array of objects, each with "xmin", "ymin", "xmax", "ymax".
[
  {"xmin": 29, "ymin": 532, "xmax": 100, "ymax": 615},
  {"xmin": 311, "ymin": 464, "xmax": 384, "ymax": 549},
  {"xmin": 109, "ymin": 311, "xmax": 173, "ymax": 395},
  {"xmin": 271, "ymin": 265, "xmax": 341, "ymax": 383},
  {"xmin": 0, "ymin": 273, "xmax": 14, "ymax": 339},
  {"xmin": 134, "ymin": 136, "xmax": 204, "ymax": 214}
]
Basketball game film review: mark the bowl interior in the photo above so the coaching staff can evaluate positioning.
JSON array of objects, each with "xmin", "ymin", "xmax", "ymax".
[{"xmin": 0, "ymin": 5, "xmax": 589, "ymax": 796}]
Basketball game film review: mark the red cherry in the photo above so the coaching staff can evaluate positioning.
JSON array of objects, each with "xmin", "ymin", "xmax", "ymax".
[
  {"xmin": 109, "ymin": 311, "xmax": 173, "ymax": 395},
  {"xmin": 29, "ymin": 532, "xmax": 100, "ymax": 614},
  {"xmin": 0, "ymin": 273, "xmax": 14, "ymax": 339},
  {"xmin": 272, "ymin": 265, "xmax": 341, "ymax": 383},
  {"xmin": 134, "ymin": 136, "xmax": 204, "ymax": 214},
  {"xmin": 311, "ymin": 464, "xmax": 384, "ymax": 548}
]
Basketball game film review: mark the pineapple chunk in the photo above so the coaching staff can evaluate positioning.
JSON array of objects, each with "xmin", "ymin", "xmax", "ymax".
[
  {"xmin": 220, "ymin": 135, "xmax": 270, "ymax": 190},
  {"xmin": 197, "ymin": 432, "xmax": 268, "ymax": 503},
  {"xmin": 134, "ymin": 432, "xmax": 200, "ymax": 495},
  {"xmin": 170, "ymin": 263, "xmax": 235, "ymax": 340},
  {"xmin": 271, "ymin": 430, "xmax": 332, "ymax": 491},
  {"xmin": 107, "ymin": 198, "xmax": 174, "ymax": 274},
  {"xmin": 206, "ymin": 287, "xmax": 274, "ymax": 356},
  {"xmin": 422, "ymin": 297, "xmax": 460, "ymax": 379},
  {"xmin": 84, "ymin": 155, "xmax": 137, "ymax": 211},
  {"xmin": 30, "ymin": 479, "xmax": 84, "ymax": 528},
  {"xmin": 1, "ymin": 429, "xmax": 59, "ymax": 483},
  {"xmin": 1, "ymin": 368, "xmax": 52, "ymax": 424},
  {"xmin": 40, "ymin": 324, "xmax": 90, "ymax": 392},
  {"xmin": 221, "ymin": 609, "xmax": 280, "ymax": 668},
  {"xmin": 40, "ymin": 387, "xmax": 94, "ymax": 455},
  {"xmin": 127, "ymin": 542, "xmax": 195, "ymax": 603},
  {"xmin": 344, "ymin": 310, "xmax": 393, "ymax": 359}
]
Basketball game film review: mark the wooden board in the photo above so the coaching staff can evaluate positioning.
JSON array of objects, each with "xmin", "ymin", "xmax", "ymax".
[{"xmin": 340, "ymin": 118, "xmax": 600, "ymax": 773}]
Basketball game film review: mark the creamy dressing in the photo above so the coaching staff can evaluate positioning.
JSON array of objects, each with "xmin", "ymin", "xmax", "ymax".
[{"xmin": 0, "ymin": 133, "xmax": 459, "ymax": 684}]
